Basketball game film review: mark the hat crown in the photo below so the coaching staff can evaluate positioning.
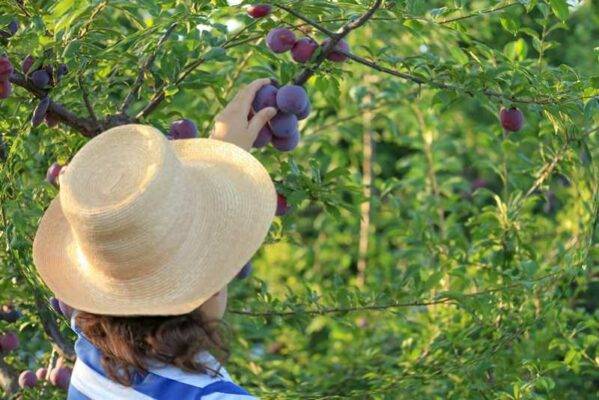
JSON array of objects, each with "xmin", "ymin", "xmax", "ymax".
[{"xmin": 60, "ymin": 125, "xmax": 193, "ymax": 280}]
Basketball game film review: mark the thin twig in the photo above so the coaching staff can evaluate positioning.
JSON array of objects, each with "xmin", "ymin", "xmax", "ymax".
[
  {"xmin": 438, "ymin": 1, "xmax": 520, "ymax": 24},
  {"xmin": 293, "ymin": 0, "xmax": 383, "ymax": 86},
  {"xmin": 121, "ymin": 23, "xmax": 177, "ymax": 113},
  {"xmin": 275, "ymin": 3, "xmax": 337, "ymax": 36},
  {"xmin": 78, "ymin": 75, "xmax": 100, "ymax": 129}
]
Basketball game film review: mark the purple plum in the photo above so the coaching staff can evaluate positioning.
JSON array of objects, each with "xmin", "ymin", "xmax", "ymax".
[
  {"xmin": 50, "ymin": 366, "xmax": 71, "ymax": 390},
  {"xmin": 35, "ymin": 368, "xmax": 48, "ymax": 381},
  {"xmin": 322, "ymin": 38, "xmax": 350, "ymax": 62},
  {"xmin": 236, "ymin": 262, "xmax": 253, "ymax": 279},
  {"xmin": 269, "ymin": 112, "xmax": 298, "ymax": 138},
  {"xmin": 275, "ymin": 193, "xmax": 290, "ymax": 216},
  {"xmin": 500, "ymin": 107, "xmax": 524, "ymax": 132},
  {"xmin": 31, "ymin": 96, "xmax": 50, "ymax": 127},
  {"xmin": 247, "ymin": 4, "xmax": 272, "ymax": 18},
  {"xmin": 30, "ymin": 69, "xmax": 50, "ymax": 89},
  {"xmin": 0, "ymin": 79, "xmax": 12, "ymax": 99},
  {"xmin": 272, "ymin": 129, "xmax": 300, "ymax": 152},
  {"xmin": 19, "ymin": 370, "xmax": 37, "ymax": 389},
  {"xmin": 169, "ymin": 119, "xmax": 198, "ymax": 139},
  {"xmin": 0, "ymin": 331, "xmax": 19, "ymax": 352},
  {"xmin": 276, "ymin": 85, "xmax": 308, "ymax": 115},
  {"xmin": 296, "ymin": 101, "xmax": 311, "ymax": 120},
  {"xmin": 21, "ymin": 55, "xmax": 34, "ymax": 74},
  {"xmin": 252, "ymin": 84, "xmax": 278, "ymax": 111},
  {"xmin": 253, "ymin": 125, "xmax": 273, "ymax": 148},
  {"xmin": 266, "ymin": 28, "xmax": 296, "ymax": 53},
  {"xmin": 291, "ymin": 38, "xmax": 318, "ymax": 63},
  {"xmin": 46, "ymin": 163, "xmax": 64, "ymax": 187}
]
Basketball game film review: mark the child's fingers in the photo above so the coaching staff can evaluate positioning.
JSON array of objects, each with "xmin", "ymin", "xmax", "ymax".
[{"xmin": 248, "ymin": 107, "xmax": 277, "ymax": 136}]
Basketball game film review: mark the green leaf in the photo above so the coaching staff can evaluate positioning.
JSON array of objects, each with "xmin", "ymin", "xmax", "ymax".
[{"xmin": 549, "ymin": 0, "xmax": 569, "ymax": 21}]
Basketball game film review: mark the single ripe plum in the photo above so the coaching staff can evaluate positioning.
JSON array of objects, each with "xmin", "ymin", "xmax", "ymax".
[
  {"xmin": 30, "ymin": 69, "xmax": 50, "ymax": 89},
  {"xmin": 269, "ymin": 112, "xmax": 298, "ymax": 139},
  {"xmin": 0, "ymin": 331, "xmax": 19, "ymax": 352},
  {"xmin": 49, "ymin": 366, "xmax": 72, "ymax": 390},
  {"xmin": 266, "ymin": 28, "xmax": 296, "ymax": 53},
  {"xmin": 275, "ymin": 193, "xmax": 290, "ymax": 216},
  {"xmin": 0, "ymin": 56, "xmax": 14, "ymax": 81},
  {"xmin": 0, "ymin": 79, "xmax": 12, "ymax": 99},
  {"xmin": 0, "ymin": 56, "xmax": 13, "ymax": 80},
  {"xmin": 31, "ymin": 97, "xmax": 50, "ymax": 127},
  {"xmin": 247, "ymin": 4, "xmax": 272, "ymax": 18},
  {"xmin": 169, "ymin": 119, "xmax": 198, "ymax": 140},
  {"xmin": 291, "ymin": 38, "xmax": 318, "ymax": 63},
  {"xmin": 18, "ymin": 371, "xmax": 37, "ymax": 389},
  {"xmin": 46, "ymin": 163, "xmax": 64, "ymax": 187},
  {"xmin": 276, "ymin": 85, "xmax": 308, "ymax": 115},
  {"xmin": 252, "ymin": 84, "xmax": 278, "ymax": 111},
  {"xmin": 35, "ymin": 368, "xmax": 48, "ymax": 381},
  {"xmin": 21, "ymin": 55, "xmax": 34, "ymax": 74},
  {"xmin": 500, "ymin": 107, "xmax": 524, "ymax": 132},
  {"xmin": 236, "ymin": 262, "xmax": 253, "ymax": 279},
  {"xmin": 253, "ymin": 125, "xmax": 273, "ymax": 148},
  {"xmin": 56, "ymin": 64, "xmax": 68, "ymax": 82},
  {"xmin": 272, "ymin": 129, "xmax": 300, "ymax": 152},
  {"xmin": 7, "ymin": 20, "xmax": 18, "ymax": 35},
  {"xmin": 322, "ymin": 38, "xmax": 350, "ymax": 62},
  {"xmin": 296, "ymin": 101, "xmax": 311, "ymax": 121}
]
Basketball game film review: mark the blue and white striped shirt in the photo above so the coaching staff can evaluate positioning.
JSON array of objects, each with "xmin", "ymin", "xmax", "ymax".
[{"xmin": 68, "ymin": 315, "xmax": 256, "ymax": 399}]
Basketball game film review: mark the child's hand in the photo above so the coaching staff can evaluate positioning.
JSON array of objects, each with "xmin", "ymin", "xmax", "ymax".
[{"xmin": 211, "ymin": 78, "xmax": 277, "ymax": 151}]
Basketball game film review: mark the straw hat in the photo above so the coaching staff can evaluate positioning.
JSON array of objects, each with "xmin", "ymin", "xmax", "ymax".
[{"xmin": 32, "ymin": 124, "xmax": 276, "ymax": 316}]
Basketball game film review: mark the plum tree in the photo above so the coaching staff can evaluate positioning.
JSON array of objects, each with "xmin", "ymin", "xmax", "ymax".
[
  {"xmin": 266, "ymin": 28, "xmax": 296, "ymax": 53},
  {"xmin": 0, "ymin": 79, "xmax": 12, "ymax": 99},
  {"xmin": 35, "ymin": 368, "xmax": 48, "ymax": 381},
  {"xmin": 272, "ymin": 128, "xmax": 300, "ymax": 152},
  {"xmin": 0, "ymin": 331, "xmax": 19, "ymax": 352},
  {"xmin": 49, "ymin": 366, "xmax": 71, "ymax": 390},
  {"xmin": 236, "ymin": 262, "xmax": 253, "ymax": 279},
  {"xmin": 269, "ymin": 112, "xmax": 298, "ymax": 138},
  {"xmin": 276, "ymin": 85, "xmax": 308, "ymax": 115},
  {"xmin": 29, "ymin": 69, "xmax": 50, "ymax": 89},
  {"xmin": 45, "ymin": 163, "xmax": 63, "ymax": 187},
  {"xmin": 247, "ymin": 4, "xmax": 272, "ymax": 19},
  {"xmin": 31, "ymin": 97, "xmax": 50, "ymax": 127},
  {"xmin": 21, "ymin": 55, "xmax": 34, "ymax": 74},
  {"xmin": 500, "ymin": 107, "xmax": 524, "ymax": 132},
  {"xmin": 275, "ymin": 193, "xmax": 290, "ymax": 216},
  {"xmin": 322, "ymin": 38, "xmax": 349, "ymax": 62},
  {"xmin": 18, "ymin": 371, "xmax": 37, "ymax": 389},
  {"xmin": 291, "ymin": 38, "xmax": 318, "ymax": 63},
  {"xmin": 252, "ymin": 84, "xmax": 278, "ymax": 111},
  {"xmin": 169, "ymin": 118, "xmax": 198, "ymax": 139},
  {"xmin": 253, "ymin": 125, "xmax": 273, "ymax": 148},
  {"xmin": 0, "ymin": 56, "xmax": 13, "ymax": 80}
]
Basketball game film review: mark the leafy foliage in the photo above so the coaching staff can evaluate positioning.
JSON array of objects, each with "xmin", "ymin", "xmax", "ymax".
[{"xmin": 0, "ymin": 0, "xmax": 598, "ymax": 398}]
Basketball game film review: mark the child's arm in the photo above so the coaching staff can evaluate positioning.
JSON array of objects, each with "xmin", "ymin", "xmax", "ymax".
[{"xmin": 210, "ymin": 78, "xmax": 277, "ymax": 151}]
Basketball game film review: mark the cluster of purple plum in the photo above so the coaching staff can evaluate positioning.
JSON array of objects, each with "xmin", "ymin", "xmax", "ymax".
[
  {"xmin": 266, "ymin": 27, "xmax": 349, "ymax": 64},
  {"xmin": 18, "ymin": 360, "xmax": 72, "ymax": 391},
  {"xmin": 250, "ymin": 82, "xmax": 309, "ymax": 151},
  {"xmin": 23, "ymin": 56, "xmax": 68, "ymax": 128},
  {"xmin": 0, "ymin": 55, "xmax": 13, "ymax": 100}
]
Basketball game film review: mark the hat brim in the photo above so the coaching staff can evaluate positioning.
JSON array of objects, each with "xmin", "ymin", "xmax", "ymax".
[{"xmin": 33, "ymin": 138, "xmax": 276, "ymax": 316}]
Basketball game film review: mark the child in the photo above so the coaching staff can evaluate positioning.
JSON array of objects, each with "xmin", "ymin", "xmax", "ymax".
[{"xmin": 32, "ymin": 79, "xmax": 279, "ymax": 399}]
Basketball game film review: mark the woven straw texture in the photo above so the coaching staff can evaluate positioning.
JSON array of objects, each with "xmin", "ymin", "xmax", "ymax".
[{"xmin": 33, "ymin": 124, "xmax": 276, "ymax": 316}]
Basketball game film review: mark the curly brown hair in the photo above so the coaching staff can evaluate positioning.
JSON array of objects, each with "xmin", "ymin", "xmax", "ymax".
[{"xmin": 75, "ymin": 308, "xmax": 229, "ymax": 386}]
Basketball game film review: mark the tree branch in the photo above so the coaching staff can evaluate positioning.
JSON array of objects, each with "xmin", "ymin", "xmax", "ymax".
[
  {"xmin": 34, "ymin": 298, "xmax": 75, "ymax": 362},
  {"xmin": 9, "ymin": 72, "xmax": 98, "ymax": 136},
  {"xmin": 275, "ymin": 3, "xmax": 336, "ymax": 36},
  {"xmin": 120, "ymin": 23, "xmax": 177, "ymax": 113},
  {"xmin": 78, "ymin": 75, "xmax": 100, "ymax": 129},
  {"xmin": 293, "ymin": 0, "xmax": 383, "ymax": 86}
]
